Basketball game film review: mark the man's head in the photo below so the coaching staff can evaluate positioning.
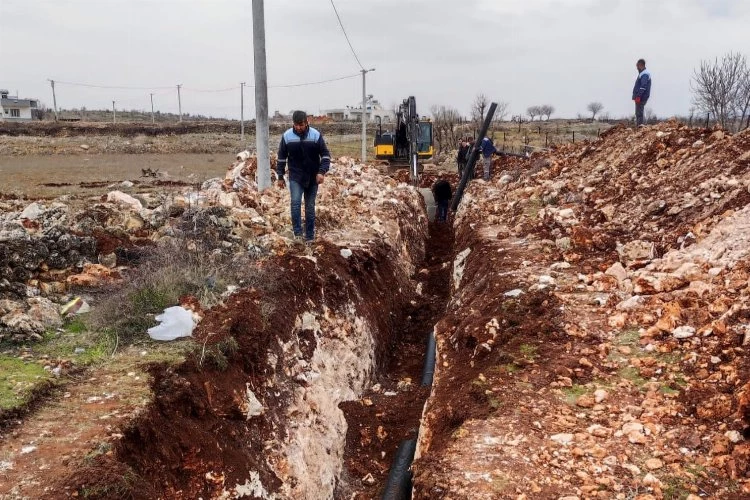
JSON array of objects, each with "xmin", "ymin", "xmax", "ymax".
[
  {"xmin": 292, "ymin": 110, "xmax": 308, "ymax": 135},
  {"xmin": 636, "ymin": 59, "xmax": 646, "ymax": 72}
]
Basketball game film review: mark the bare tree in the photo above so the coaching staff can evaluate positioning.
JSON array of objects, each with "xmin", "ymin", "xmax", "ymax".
[
  {"xmin": 539, "ymin": 105, "xmax": 555, "ymax": 120},
  {"xmin": 587, "ymin": 102, "xmax": 604, "ymax": 120},
  {"xmin": 472, "ymin": 93, "xmax": 489, "ymax": 127},
  {"xmin": 527, "ymin": 106, "xmax": 540, "ymax": 121},
  {"xmin": 691, "ymin": 52, "xmax": 749, "ymax": 130},
  {"xmin": 492, "ymin": 101, "xmax": 510, "ymax": 123},
  {"xmin": 431, "ymin": 105, "xmax": 463, "ymax": 153}
]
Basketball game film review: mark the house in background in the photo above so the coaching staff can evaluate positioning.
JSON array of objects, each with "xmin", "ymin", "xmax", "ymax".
[
  {"xmin": 0, "ymin": 89, "xmax": 40, "ymax": 121},
  {"xmin": 324, "ymin": 97, "xmax": 395, "ymax": 123}
]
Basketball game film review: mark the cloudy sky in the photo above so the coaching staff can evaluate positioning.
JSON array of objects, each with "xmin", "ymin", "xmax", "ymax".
[{"xmin": 1, "ymin": 0, "xmax": 748, "ymax": 120}]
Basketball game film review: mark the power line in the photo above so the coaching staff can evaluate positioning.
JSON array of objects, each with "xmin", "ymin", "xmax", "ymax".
[
  {"xmin": 49, "ymin": 73, "xmax": 360, "ymax": 93},
  {"xmin": 269, "ymin": 73, "xmax": 360, "ymax": 88},
  {"xmin": 54, "ymin": 80, "xmax": 173, "ymax": 90},
  {"xmin": 182, "ymin": 86, "xmax": 239, "ymax": 93},
  {"xmin": 329, "ymin": 0, "xmax": 365, "ymax": 71}
]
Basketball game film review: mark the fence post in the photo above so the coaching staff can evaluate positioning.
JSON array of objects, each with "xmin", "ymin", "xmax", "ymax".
[
  {"xmin": 705, "ymin": 112, "xmax": 710, "ymax": 128},
  {"xmin": 572, "ymin": 131, "xmax": 575, "ymax": 143},
  {"xmin": 545, "ymin": 133, "xmax": 548, "ymax": 147}
]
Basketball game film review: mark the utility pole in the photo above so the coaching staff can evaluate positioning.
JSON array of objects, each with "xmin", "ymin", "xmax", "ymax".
[
  {"xmin": 150, "ymin": 93, "xmax": 155, "ymax": 124},
  {"xmin": 252, "ymin": 0, "xmax": 271, "ymax": 190},
  {"xmin": 240, "ymin": 82, "xmax": 245, "ymax": 142},
  {"xmin": 360, "ymin": 68, "xmax": 375, "ymax": 163},
  {"xmin": 177, "ymin": 84, "xmax": 183, "ymax": 122},
  {"xmin": 112, "ymin": 101, "xmax": 116, "ymax": 124},
  {"xmin": 48, "ymin": 79, "xmax": 58, "ymax": 121}
]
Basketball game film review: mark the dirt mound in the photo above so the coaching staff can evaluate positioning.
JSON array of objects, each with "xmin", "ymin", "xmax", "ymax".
[{"xmin": 414, "ymin": 123, "xmax": 750, "ymax": 498}]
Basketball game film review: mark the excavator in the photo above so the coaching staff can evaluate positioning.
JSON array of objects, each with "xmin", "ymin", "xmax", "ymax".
[{"xmin": 374, "ymin": 96, "xmax": 433, "ymax": 184}]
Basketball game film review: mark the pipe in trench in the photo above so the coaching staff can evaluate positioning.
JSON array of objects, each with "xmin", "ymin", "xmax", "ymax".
[
  {"xmin": 380, "ymin": 329, "xmax": 436, "ymax": 499},
  {"xmin": 380, "ymin": 439, "xmax": 417, "ymax": 500},
  {"xmin": 420, "ymin": 330, "xmax": 436, "ymax": 387}
]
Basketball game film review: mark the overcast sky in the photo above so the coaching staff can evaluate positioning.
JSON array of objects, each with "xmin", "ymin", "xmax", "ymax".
[{"xmin": 1, "ymin": 0, "xmax": 748, "ymax": 121}]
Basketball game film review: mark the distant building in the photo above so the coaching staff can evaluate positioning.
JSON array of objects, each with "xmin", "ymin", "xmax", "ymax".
[
  {"xmin": 324, "ymin": 98, "xmax": 395, "ymax": 123},
  {"xmin": 0, "ymin": 90, "xmax": 40, "ymax": 121}
]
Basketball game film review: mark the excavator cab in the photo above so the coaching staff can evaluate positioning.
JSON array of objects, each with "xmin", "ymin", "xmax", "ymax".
[
  {"xmin": 374, "ymin": 116, "xmax": 395, "ymax": 159},
  {"xmin": 373, "ymin": 96, "xmax": 433, "ymax": 184}
]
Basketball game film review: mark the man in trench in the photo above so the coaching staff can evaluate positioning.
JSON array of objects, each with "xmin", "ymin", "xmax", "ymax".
[
  {"xmin": 276, "ymin": 111, "xmax": 331, "ymax": 243},
  {"xmin": 432, "ymin": 177, "xmax": 452, "ymax": 223}
]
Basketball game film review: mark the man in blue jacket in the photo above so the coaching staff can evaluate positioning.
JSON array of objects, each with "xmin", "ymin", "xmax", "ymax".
[
  {"xmin": 632, "ymin": 59, "xmax": 652, "ymax": 127},
  {"xmin": 480, "ymin": 136, "xmax": 497, "ymax": 181},
  {"xmin": 276, "ymin": 111, "xmax": 331, "ymax": 242}
]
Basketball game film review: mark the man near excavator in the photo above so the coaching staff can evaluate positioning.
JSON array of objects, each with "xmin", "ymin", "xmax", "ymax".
[
  {"xmin": 632, "ymin": 59, "xmax": 652, "ymax": 127},
  {"xmin": 276, "ymin": 111, "xmax": 331, "ymax": 243},
  {"xmin": 479, "ymin": 135, "xmax": 497, "ymax": 181}
]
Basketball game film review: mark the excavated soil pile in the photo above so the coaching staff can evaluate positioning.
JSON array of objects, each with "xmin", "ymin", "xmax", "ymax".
[
  {"xmin": 1, "ymin": 156, "xmax": 430, "ymax": 498},
  {"xmin": 414, "ymin": 122, "xmax": 750, "ymax": 499}
]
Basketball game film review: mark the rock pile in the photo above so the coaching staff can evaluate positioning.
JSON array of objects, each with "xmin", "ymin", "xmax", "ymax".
[
  {"xmin": 0, "ymin": 154, "xmax": 426, "ymax": 342},
  {"xmin": 414, "ymin": 123, "xmax": 750, "ymax": 499}
]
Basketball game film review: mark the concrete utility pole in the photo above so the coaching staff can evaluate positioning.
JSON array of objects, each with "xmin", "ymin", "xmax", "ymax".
[
  {"xmin": 48, "ymin": 79, "xmax": 58, "ymax": 120},
  {"xmin": 150, "ymin": 93, "xmax": 155, "ymax": 124},
  {"xmin": 240, "ymin": 82, "xmax": 245, "ymax": 142},
  {"xmin": 360, "ymin": 68, "xmax": 375, "ymax": 163},
  {"xmin": 177, "ymin": 84, "xmax": 183, "ymax": 122},
  {"xmin": 252, "ymin": 0, "xmax": 271, "ymax": 191},
  {"xmin": 112, "ymin": 101, "xmax": 116, "ymax": 124}
]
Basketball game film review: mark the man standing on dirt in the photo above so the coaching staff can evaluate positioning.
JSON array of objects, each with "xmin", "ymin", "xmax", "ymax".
[
  {"xmin": 480, "ymin": 136, "xmax": 497, "ymax": 181},
  {"xmin": 276, "ymin": 111, "xmax": 331, "ymax": 242},
  {"xmin": 632, "ymin": 59, "xmax": 652, "ymax": 127},
  {"xmin": 456, "ymin": 138, "xmax": 470, "ymax": 175}
]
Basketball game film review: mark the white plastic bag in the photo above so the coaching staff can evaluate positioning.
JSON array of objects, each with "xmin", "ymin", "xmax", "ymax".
[{"xmin": 147, "ymin": 306, "xmax": 195, "ymax": 341}]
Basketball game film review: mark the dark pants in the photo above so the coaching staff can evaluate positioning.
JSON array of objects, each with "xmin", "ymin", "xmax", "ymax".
[
  {"xmin": 436, "ymin": 200, "xmax": 449, "ymax": 222},
  {"xmin": 289, "ymin": 179, "xmax": 318, "ymax": 240},
  {"xmin": 457, "ymin": 160, "xmax": 466, "ymax": 175},
  {"xmin": 635, "ymin": 101, "xmax": 646, "ymax": 126}
]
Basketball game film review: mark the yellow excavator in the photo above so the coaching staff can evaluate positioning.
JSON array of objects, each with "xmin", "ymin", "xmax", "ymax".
[{"xmin": 374, "ymin": 96, "xmax": 433, "ymax": 184}]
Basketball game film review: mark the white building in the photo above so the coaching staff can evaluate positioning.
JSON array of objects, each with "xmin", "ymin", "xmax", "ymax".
[
  {"xmin": 324, "ymin": 99, "xmax": 395, "ymax": 123},
  {"xmin": 0, "ymin": 90, "xmax": 39, "ymax": 121}
]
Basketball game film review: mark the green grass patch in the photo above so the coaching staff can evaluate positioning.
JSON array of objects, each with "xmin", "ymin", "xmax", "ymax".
[
  {"xmin": 616, "ymin": 328, "xmax": 640, "ymax": 347},
  {"xmin": 562, "ymin": 384, "xmax": 588, "ymax": 405},
  {"xmin": 618, "ymin": 366, "xmax": 647, "ymax": 389},
  {"xmin": 37, "ymin": 325, "xmax": 115, "ymax": 367},
  {"xmin": 660, "ymin": 385, "xmax": 681, "ymax": 396},
  {"xmin": 502, "ymin": 363, "xmax": 521, "ymax": 374},
  {"xmin": 519, "ymin": 343, "xmax": 538, "ymax": 359},
  {"xmin": 0, "ymin": 356, "xmax": 52, "ymax": 410}
]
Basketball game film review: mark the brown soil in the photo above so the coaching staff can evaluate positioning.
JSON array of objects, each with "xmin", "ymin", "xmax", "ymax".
[
  {"xmin": 336, "ymin": 222, "xmax": 454, "ymax": 499},
  {"xmin": 57, "ymin": 240, "xmax": 415, "ymax": 498}
]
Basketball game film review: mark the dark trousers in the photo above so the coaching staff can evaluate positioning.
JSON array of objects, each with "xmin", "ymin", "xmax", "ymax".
[
  {"xmin": 436, "ymin": 200, "xmax": 449, "ymax": 222},
  {"xmin": 635, "ymin": 102, "xmax": 646, "ymax": 126},
  {"xmin": 457, "ymin": 160, "xmax": 466, "ymax": 175},
  {"xmin": 289, "ymin": 179, "xmax": 318, "ymax": 240}
]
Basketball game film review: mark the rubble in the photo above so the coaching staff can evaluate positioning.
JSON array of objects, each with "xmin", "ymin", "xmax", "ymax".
[{"xmin": 413, "ymin": 123, "xmax": 750, "ymax": 499}]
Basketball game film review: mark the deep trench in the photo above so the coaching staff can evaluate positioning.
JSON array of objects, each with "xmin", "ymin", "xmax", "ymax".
[{"xmin": 335, "ymin": 221, "xmax": 455, "ymax": 499}]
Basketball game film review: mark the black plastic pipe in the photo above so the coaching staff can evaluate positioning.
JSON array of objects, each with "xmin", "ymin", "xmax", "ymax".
[
  {"xmin": 380, "ymin": 438, "xmax": 417, "ymax": 500},
  {"xmin": 451, "ymin": 102, "xmax": 497, "ymax": 211},
  {"xmin": 421, "ymin": 331, "xmax": 436, "ymax": 386}
]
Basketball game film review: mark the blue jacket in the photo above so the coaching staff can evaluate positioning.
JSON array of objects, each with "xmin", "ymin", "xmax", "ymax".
[
  {"xmin": 632, "ymin": 69, "xmax": 652, "ymax": 102},
  {"xmin": 480, "ymin": 137, "xmax": 496, "ymax": 158},
  {"xmin": 277, "ymin": 126, "xmax": 331, "ymax": 188}
]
